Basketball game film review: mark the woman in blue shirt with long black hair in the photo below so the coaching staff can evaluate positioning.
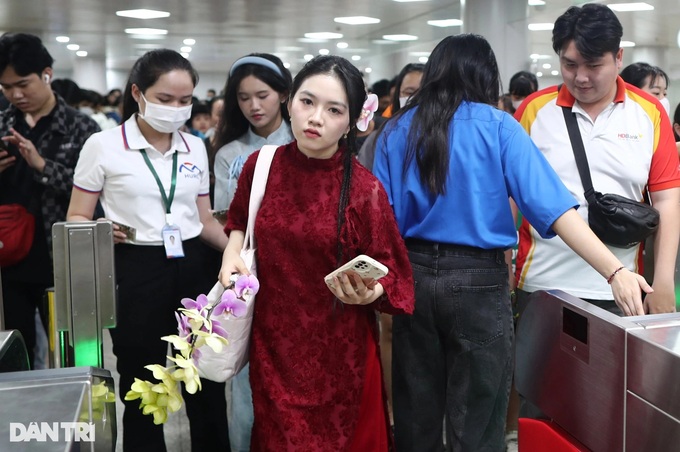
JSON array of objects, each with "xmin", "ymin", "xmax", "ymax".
[{"xmin": 373, "ymin": 33, "xmax": 651, "ymax": 452}]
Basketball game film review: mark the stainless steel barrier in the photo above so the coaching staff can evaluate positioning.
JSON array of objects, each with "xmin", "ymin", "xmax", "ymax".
[
  {"xmin": 0, "ymin": 330, "xmax": 29, "ymax": 372},
  {"xmin": 0, "ymin": 366, "xmax": 116, "ymax": 451},
  {"xmin": 51, "ymin": 222, "xmax": 116, "ymax": 368},
  {"xmin": 516, "ymin": 290, "xmax": 680, "ymax": 451}
]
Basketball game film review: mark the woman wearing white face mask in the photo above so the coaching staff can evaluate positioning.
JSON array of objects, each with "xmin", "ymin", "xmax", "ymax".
[
  {"xmin": 620, "ymin": 62, "xmax": 671, "ymax": 116},
  {"xmin": 358, "ymin": 63, "xmax": 424, "ymax": 171},
  {"xmin": 508, "ymin": 71, "xmax": 538, "ymax": 111},
  {"xmin": 67, "ymin": 49, "xmax": 230, "ymax": 452}
]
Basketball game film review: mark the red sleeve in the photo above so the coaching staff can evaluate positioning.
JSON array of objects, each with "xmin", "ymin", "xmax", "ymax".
[
  {"xmin": 347, "ymin": 164, "xmax": 415, "ymax": 315},
  {"xmin": 648, "ymin": 104, "xmax": 680, "ymax": 192},
  {"xmin": 224, "ymin": 150, "xmax": 259, "ymax": 236}
]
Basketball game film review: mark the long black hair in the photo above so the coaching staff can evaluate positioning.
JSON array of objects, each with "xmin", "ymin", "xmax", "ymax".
[
  {"xmin": 620, "ymin": 62, "xmax": 669, "ymax": 91},
  {"xmin": 290, "ymin": 55, "xmax": 367, "ymax": 266},
  {"xmin": 394, "ymin": 34, "xmax": 501, "ymax": 195},
  {"xmin": 122, "ymin": 49, "xmax": 198, "ymax": 122},
  {"xmin": 213, "ymin": 53, "xmax": 292, "ymax": 150}
]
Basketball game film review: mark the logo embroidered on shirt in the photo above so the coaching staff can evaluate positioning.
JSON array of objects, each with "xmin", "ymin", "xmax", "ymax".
[
  {"xmin": 179, "ymin": 162, "xmax": 202, "ymax": 178},
  {"xmin": 617, "ymin": 132, "xmax": 642, "ymax": 141}
]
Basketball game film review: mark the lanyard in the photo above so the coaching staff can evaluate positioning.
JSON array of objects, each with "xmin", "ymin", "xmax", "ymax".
[{"xmin": 140, "ymin": 149, "xmax": 178, "ymax": 222}]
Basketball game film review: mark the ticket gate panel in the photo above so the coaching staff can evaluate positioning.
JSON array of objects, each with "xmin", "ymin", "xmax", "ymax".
[
  {"xmin": 52, "ymin": 222, "xmax": 116, "ymax": 368},
  {"xmin": 0, "ymin": 366, "xmax": 116, "ymax": 451},
  {"xmin": 515, "ymin": 290, "xmax": 633, "ymax": 452},
  {"xmin": 625, "ymin": 392, "xmax": 680, "ymax": 452},
  {"xmin": 68, "ymin": 229, "xmax": 100, "ymax": 367},
  {"xmin": 627, "ymin": 323, "xmax": 680, "ymax": 422},
  {"xmin": 625, "ymin": 322, "xmax": 680, "ymax": 450},
  {"xmin": 0, "ymin": 330, "xmax": 29, "ymax": 372},
  {"xmin": 517, "ymin": 290, "xmax": 680, "ymax": 452}
]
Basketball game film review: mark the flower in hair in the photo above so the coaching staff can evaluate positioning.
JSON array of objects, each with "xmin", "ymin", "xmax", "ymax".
[{"xmin": 356, "ymin": 94, "xmax": 378, "ymax": 132}]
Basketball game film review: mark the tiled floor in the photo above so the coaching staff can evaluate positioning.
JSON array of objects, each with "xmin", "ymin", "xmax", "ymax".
[{"xmin": 103, "ymin": 330, "xmax": 232, "ymax": 452}]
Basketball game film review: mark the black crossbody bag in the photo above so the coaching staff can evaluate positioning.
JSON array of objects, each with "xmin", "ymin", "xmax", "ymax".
[{"xmin": 561, "ymin": 106, "xmax": 659, "ymax": 248}]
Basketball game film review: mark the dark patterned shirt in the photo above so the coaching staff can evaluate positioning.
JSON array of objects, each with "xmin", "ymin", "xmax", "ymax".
[{"xmin": 0, "ymin": 94, "xmax": 100, "ymax": 271}]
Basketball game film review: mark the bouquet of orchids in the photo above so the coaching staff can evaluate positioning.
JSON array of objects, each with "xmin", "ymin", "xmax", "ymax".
[{"xmin": 125, "ymin": 274, "xmax": 259, "ymax": 424}]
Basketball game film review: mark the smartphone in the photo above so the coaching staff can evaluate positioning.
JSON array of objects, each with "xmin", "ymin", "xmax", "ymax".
[
  {"xmin": 112, "ymin": 221, "xmax": 137, "ymax": 242},
  {"xmin": 212, "ymin": 209, "xmax": 228, "ymax": 225},
  {"xmin": 0, "ymin": 140, "xmax": 16, "ymax": 157},
  {"xmin": 324, "ymin": 255, "xmax": 388, "ymax": 289}
]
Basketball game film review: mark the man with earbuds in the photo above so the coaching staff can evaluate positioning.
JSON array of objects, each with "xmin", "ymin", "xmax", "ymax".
[{"xmin": 0, "ymin": 33, "xmax": 99, "ymax": 367}]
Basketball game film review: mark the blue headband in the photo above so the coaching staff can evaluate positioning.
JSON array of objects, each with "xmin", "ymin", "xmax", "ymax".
[{"xmin": 229, "ymin": 56, "xmax": 284, "ymax": 78}]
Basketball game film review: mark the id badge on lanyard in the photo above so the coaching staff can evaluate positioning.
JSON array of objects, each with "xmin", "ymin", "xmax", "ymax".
[
  {"xmin": 140, "ymin": 149, "xmax": 185, "ymax": 259},
  {"xmin": 162, "ymin": 214, "xmax": 184, "ymax": 259}
]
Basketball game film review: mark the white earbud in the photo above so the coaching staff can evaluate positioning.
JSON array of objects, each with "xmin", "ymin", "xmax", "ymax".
[{"xmin": 44, "ymin": 74, "xmax": 50, "ymax": 83}]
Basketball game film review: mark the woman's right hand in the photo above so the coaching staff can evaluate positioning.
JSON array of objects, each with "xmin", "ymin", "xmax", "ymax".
[
  {"xmin": 218, "ymin": 248, "xmax": 249, "ymax": 287},
  {"xmin": 609, "ymin": 268, "xmax": 652, "ymax": 316},
  {"xmin": 106, "ymin": 220, "xmax": 129, "ymax": 244}
]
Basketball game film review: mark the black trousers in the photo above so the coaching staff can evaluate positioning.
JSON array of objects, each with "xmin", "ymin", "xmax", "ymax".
[
  {"xmin": 110, "ymin": 239, "xmax": 230, "ymax": 452},
  {"xmin": 1, "ymin": 279, "xmax": 49, "ymax": 368}
]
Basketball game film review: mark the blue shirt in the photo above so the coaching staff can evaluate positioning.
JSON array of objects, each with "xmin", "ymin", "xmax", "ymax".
[{"xmin": 373, "ymin": 101, "xmax": 577, "ymax": 249}]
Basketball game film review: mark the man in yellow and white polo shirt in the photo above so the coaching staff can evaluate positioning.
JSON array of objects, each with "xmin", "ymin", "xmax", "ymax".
[{"xmin": 514, "ymin": 3, "xmax": 680, "ymax": 317}]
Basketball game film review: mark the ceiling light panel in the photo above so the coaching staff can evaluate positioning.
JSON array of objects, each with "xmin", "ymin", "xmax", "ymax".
[
  {"xmin": 383, "ymin": 34, "xmax": 418, "ymax": 41},
  {"xmin": 608, "ymin": 3, "xmax": 654, "ymax": 12},
  {"xmin": 528, "ymin": 23, "xmax": 554, "ymax": 31},
  {"xmin": 124, "ymin": 28, "xmax": 168, "ymax": 35},
  {"xmin": 116, "ymin": 9, "xmax": 170, "ymax": 19},
  {"xmin": 304, "ymin": 32, "xmax": 343, "ymax": 39},
  {"xmin": 334, "ymin": 16, "xmax": 380, "ymax": 25},
  {"xmin": 427, "ymin": 19, "xmax": 463, "ymax": 28}
]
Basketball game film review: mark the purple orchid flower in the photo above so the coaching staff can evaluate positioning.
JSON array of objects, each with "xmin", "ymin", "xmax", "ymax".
[
  {"xmin": 211, "ymin": 319, "xmax": 229, "ymax": 339},
  {"xmin": 234, "ymin": 274, "xmax": 259, "ymax": 299},
  {"xmin": 191, "ymin": 347, "xmax": 202, "ymax": 366},
  {"xmin": 175, "ymin": 312, "xmax": 191, "ymax": 338},
  {"xmin": 213, "ymin": 289, "xmax": 248, "ymax": 318},
  {"xmin": 181, "ymin": 294, "xmax": 210, "ymax": 311}
]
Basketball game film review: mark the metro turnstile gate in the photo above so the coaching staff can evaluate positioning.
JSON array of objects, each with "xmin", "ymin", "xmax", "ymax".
[
  {"xmin": 516, "ymin": 290, "xmax": 680, "ymax": 452},
  {"xmin": 51, "ymin": 222, "xmax": 116, "ymax": 368},
  {"xmin": 0, "ymin": 366, "xmax": 116, "ymax": 451}
]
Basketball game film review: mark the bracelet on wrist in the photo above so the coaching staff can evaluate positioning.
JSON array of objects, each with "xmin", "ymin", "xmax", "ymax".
[{"xmin": 606, "ymin": 266, "xmax": 626, "ymax": 284}]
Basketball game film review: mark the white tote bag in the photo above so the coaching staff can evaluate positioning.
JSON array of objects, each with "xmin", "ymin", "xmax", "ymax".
[{"xmin": 197, "ymin": 145, "xmax": 278, "ymax": 382}]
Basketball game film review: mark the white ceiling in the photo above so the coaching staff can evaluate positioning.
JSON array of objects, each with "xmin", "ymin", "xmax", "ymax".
[{"xmin": 1, "ymin": 0, "xmax": 678, "ymax": 87}]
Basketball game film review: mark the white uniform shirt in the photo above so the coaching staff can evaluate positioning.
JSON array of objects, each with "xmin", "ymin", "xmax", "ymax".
[
  {"xmin": 74, "ymin": 115, "xmax": 210, "ymax": 244},
  {"xmin": 515, "ymin": 80, "xmax": 680, "ymax": 299}
]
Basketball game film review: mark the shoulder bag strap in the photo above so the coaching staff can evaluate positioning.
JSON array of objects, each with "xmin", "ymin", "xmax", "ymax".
[
  {"xmin": 561, "ymin": 106, "xmax": 597, "ymax": 205},
  {"xmin": 243, "ymin": 144, "xmax": 278, "ymax": 250}
]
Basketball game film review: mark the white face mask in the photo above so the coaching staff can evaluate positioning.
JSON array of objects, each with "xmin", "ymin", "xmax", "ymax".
[
  {"xmin": 139, "ymin": 93, "xmax": 192, "ymax": 133},
  {"xmin": 512, "ymin": 99, "xmax": 524, "ymax": 111},
  {"xmin": 660, "ymin": 97, "xmax": 671, "ymax": 118},
  {"xmin": 399, "ymin": 96, "xmax": 410, "ymax": 109}
]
